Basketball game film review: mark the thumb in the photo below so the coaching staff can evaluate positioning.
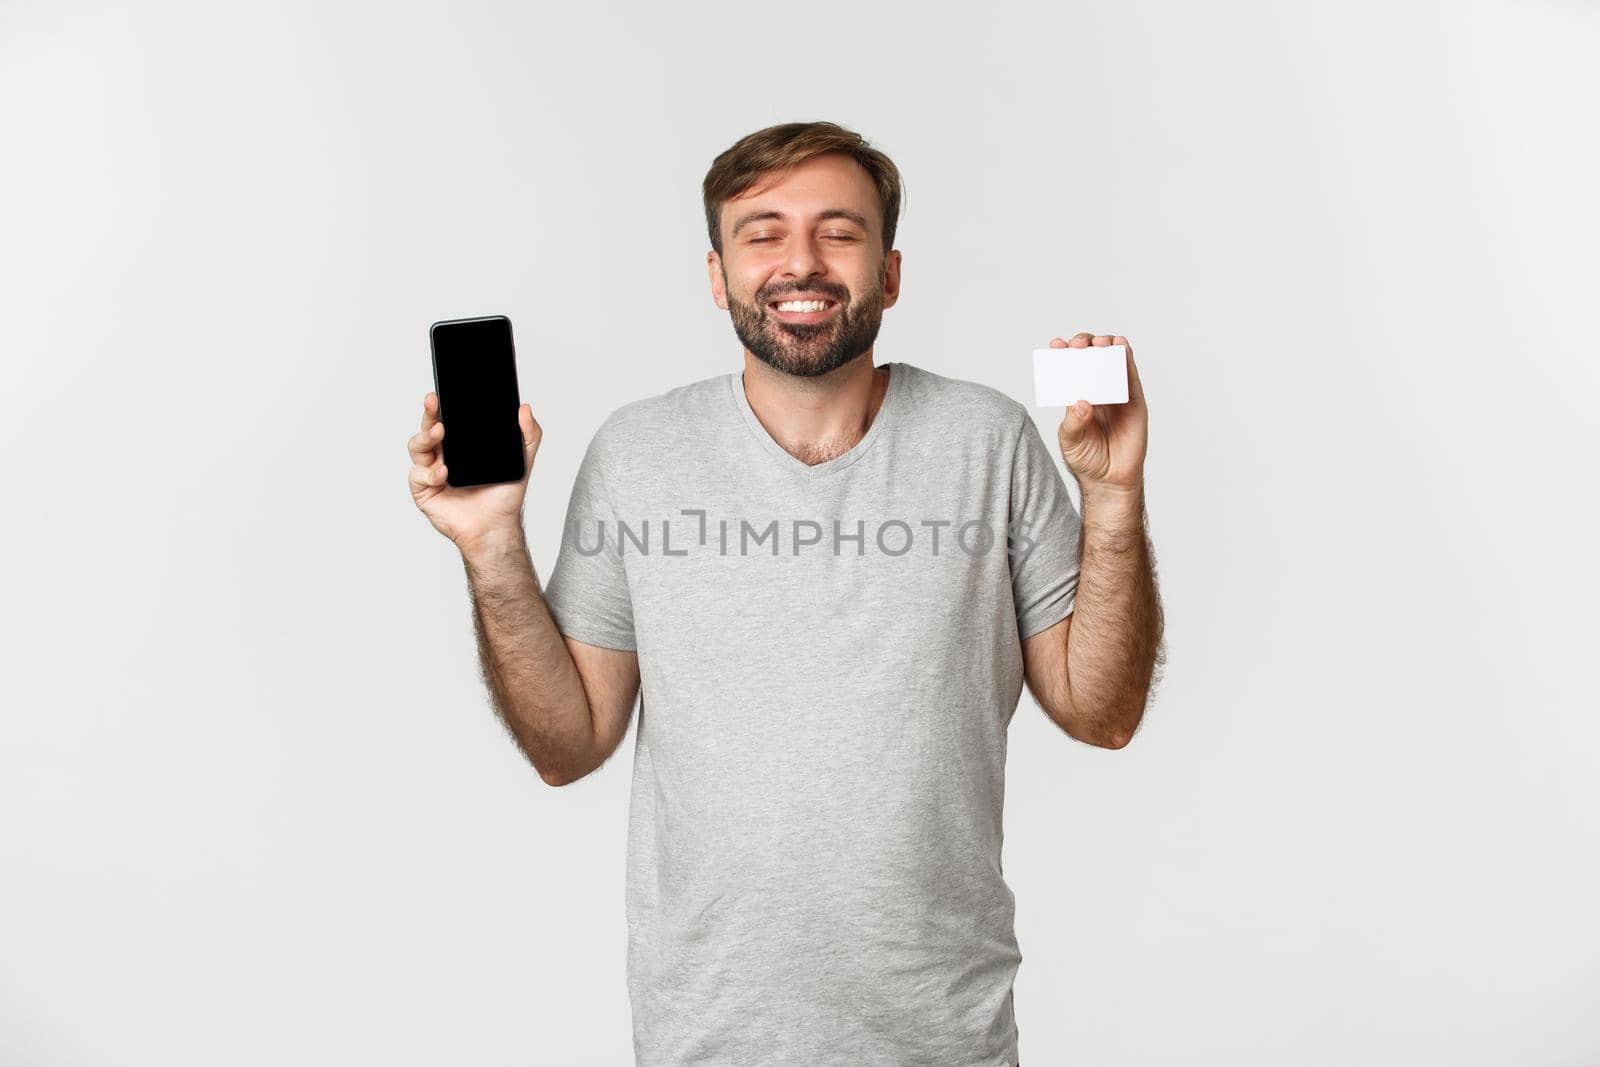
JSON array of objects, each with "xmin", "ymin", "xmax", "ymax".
[
  {"xmin": 1058, "ymin": 399, "xmax": 1094, "ymax": 452},
  {"xmin": 519, "ymin": 404, "xmax": 543, "ymax": 480}
]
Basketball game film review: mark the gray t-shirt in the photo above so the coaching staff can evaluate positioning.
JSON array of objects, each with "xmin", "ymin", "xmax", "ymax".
[{"xmin": 541, "ymin": 360, "xmax": 1081, "ymax": 1066}]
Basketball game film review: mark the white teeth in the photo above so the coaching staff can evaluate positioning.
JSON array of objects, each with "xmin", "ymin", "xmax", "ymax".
[{"xmin": 774, "ymin": 300, "xmax": 832, "ymax": 312}]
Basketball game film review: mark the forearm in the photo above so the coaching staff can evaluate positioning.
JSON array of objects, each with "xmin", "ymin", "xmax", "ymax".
[
  {"xmin": 459, "ymin": 526, "xmax": 595, "ymax": 784},
  {"xmin": 1065, "ymin": 483, "xmax": 1165, "ymax": 747}
]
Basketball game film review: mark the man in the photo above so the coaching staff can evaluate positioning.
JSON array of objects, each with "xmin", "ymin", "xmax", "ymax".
[{"xmin": 406, "ymin": 120, "xmax": 1164, "ymax": 1066}]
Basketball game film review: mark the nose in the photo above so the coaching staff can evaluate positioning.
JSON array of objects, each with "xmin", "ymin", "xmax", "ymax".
[{"xmin": 781, "ymin": 234, "xmax": 829, "ymax": 284}]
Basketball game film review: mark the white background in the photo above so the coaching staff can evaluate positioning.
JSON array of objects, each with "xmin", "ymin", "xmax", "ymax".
[{"xmin": 3, "ymin": 1, "xmax": 1597, "ymax": 1064}]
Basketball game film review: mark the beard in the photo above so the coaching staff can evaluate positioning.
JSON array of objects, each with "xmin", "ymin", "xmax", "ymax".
[{"xmin": 726, "ymin": 269, "xmax": 887, "ymax": 379}]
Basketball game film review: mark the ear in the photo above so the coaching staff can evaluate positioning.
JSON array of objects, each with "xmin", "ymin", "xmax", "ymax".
[
  {"xmin": 881, "ymin": 249, "xmax": 902, "ymax": 310},
  {"xmin": 707, "ymin": 249, "xmax": 728, "ymax": 310}
]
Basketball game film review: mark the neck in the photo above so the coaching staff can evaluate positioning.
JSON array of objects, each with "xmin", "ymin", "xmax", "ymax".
[{"xmin": 740, "ymin": 354, "xmax": 889, "ymax": 467}]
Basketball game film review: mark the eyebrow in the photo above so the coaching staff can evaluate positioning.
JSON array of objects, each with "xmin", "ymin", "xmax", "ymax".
[{"xmin": 729, "ymin": 208, "xmax": 871, "ymax": 240}]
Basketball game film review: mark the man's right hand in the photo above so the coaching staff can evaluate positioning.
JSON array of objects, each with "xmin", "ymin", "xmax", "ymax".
[{"xmin": 407, "ymin": 392, "xmax": 542, "ymax": 554}]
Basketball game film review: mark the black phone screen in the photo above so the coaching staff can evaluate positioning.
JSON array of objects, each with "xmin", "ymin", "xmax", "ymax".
[{"xmin": 428, "ymin": 316, "xmax": 525, "ymax": 488}]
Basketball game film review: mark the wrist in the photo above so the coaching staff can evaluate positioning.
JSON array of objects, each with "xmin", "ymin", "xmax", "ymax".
[
  {"xmin": 1080, "ymin": 479, "xmax": 1145, "ymax": 508},
  {"xmin": 457, "ymin": 524, "xmax": 527, "ymax": 562}
]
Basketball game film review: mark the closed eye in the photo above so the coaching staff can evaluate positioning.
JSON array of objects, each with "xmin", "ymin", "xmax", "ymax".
[{"xmin": 750, "ymin": 236, "xmax": 858, "ymax": 243}]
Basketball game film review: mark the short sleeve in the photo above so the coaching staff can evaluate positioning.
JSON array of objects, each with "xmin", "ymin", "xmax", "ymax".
[
  {"xmin": 1008, "ymin": 409, "xmax": 1083, "ymax": 640},
  {"xmin": 540, "ymin": 428, "xmax": 637, "ymax": 651}
]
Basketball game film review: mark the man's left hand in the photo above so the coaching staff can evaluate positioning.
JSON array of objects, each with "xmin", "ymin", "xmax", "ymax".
[{"xmin": 1050, "ymin": 333, "xmax": 1149, "ymax": 494}]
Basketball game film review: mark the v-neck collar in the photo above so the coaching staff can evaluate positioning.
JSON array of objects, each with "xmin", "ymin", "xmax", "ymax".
[{"xmin": 728, "ymin": 362, "xmax": 903, "ymax": 480}]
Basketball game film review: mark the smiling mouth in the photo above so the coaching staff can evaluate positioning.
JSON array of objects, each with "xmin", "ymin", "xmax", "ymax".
[{"xmin": 768, "ymin": 299, "xmax": 840, "ymax": 323}]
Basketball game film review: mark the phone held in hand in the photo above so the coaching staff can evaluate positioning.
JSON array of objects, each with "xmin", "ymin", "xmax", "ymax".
[{"xmin": 428, "ymin": 315, "xmax": 525, "ymax": 488}]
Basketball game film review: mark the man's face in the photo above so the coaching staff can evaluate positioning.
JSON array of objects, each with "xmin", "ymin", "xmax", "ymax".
[{"xmin": 709, "ymin": 152, "xmax": 901, "ymax": 379}]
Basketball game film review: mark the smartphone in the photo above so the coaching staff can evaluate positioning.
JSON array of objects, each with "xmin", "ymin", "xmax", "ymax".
[{"xmin": 428, "ymin": 315, "xmax": 525, "ymax": 488}]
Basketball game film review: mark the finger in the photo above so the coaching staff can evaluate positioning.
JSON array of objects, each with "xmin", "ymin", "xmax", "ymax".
[
  {"xmin": 420, "ymin": 392, "xmax": 440, "ymax": 433},
  {"xmin": 408, "ymin": 421, "xmax": 443, "ymax": 464},
  {"xmin": 409, "ymin": 460, "xmax": 446, "ymax": 494},
  {"xmin": 1113, "ymin": 336, "xmax": 1146, "ymax": 405},
  {"xmin": 1092, "ymin": 335, "xmax": 1113, "ymax": 346},
  {"xmin": 1067, "ymin": 332, "xmax": 1094, "ymax": 348}
]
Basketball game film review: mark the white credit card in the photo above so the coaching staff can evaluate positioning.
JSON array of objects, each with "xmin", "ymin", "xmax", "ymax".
[{"xmin": 1032, "ymin": 345, "xmax": 1129, "ymax": 406}]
